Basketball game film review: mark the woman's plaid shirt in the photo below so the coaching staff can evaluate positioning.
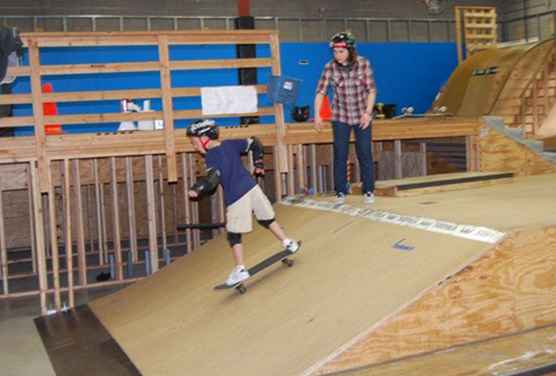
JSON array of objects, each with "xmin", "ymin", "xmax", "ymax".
[{"xmin": 316, "ymin": 56, "xmax": 376, "ymax": 125}]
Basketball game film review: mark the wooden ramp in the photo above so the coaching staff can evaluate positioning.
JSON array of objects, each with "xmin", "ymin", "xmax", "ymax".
[
  {"xmin": 87, "ymin": 174, "xmax": 556, "ymax": 376},
  {"xmin": 324, "ymin": 322, "xmax": 556, "ymax": 376},
  {"xmin": 369, "ymin": 171, "xmax": 514, "ymax": 197}
]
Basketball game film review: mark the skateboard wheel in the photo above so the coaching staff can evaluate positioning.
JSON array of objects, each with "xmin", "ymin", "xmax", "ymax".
[
  {"xmin": 282, "ymin": 258, "xmax": 294, "ymax": 267},
  {"xmin": 237, "ymin": 285, "xmax": 247, "ymax": 294}
]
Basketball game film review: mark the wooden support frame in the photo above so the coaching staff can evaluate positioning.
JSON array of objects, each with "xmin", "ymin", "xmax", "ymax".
[
  {"xmin": 0, "ymin": 28, "xmax": 493, "ymax": 313},
  {"xmin": 0, "ymin": 188, "xmax": 8, "ymax": 296},
  {"xmin": 269, "ymin": 32, "xmax": 288, "ymax": 178},
  {"xmin": 93, "ymin": 158, "xmax": 105, "ymax": 265},
  {"xmin": 466, "ymin": 135, "xmax": 480, "ymax": 171},
  {"xmin": 72, "ymin": 159, "xmax": 87, "ymax": 286},
  {"xmin": 180, "ymin": 153, "xmax": 193, "ymax": 254},
  {"xmin": 125, "ymin": 157, "xmax": 138, "ymax": 263},
  {"xmin": 454, "ymin": 6, "xmax": 497, "ymax": 64},
  {"xmin": 46, "ymin": 163, "xmax": 62, "ymax": 310},
  {"xmin": 62, "ymin": 159, "xmax": 75, "ymax": 307},
  {"xmin": 157, "ymin": 35, "xmax": 178, "ymax": 183},
  {"xmin": 29, "ymin": 161, "xmax": 49, "ymax": 315},
  {"xmin": 110, "ymin": 157, "xmax": 124, "ymax": 280},
  {"xmin": 145, "ymin": 155, "xmax": 159, "ymax": 274},
  {"xmin": 156, "ymin": 156, "xmax": 168, "ymax": 254}
]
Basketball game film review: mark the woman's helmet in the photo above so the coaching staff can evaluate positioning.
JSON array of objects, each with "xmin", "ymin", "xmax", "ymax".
[
  {"xmin": 186, "ymin": 119, "xmax": 219, "ymax": 139},
  {"xmin": 329, "ymin": 31, "xmax": 356, "ymax": 49}
]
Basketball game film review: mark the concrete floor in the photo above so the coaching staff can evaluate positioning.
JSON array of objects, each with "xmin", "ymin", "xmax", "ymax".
[{"xmin": 0, "ymin": 287, "xmax": 121, "ymax": 376}]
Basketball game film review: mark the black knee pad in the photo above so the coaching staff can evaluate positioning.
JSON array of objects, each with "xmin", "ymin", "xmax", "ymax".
[
  {"xmin": 257, "ymin": 218, "xmax": 275, "ymax": 229},
  {"xmin": 227, "ymin": 232, "xmax": 242, "ymax": 247}
]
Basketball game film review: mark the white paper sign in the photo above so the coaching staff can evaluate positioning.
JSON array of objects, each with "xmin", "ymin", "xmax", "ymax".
[{"xmin": 201, "ymin": 85, "xmax": 258, "ymax": 115}]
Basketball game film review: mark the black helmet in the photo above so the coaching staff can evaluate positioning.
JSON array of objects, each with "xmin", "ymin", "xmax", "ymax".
[
  {"xmin": 329, "ymin": 31, "xmax": 356, "ymax": 49},
  {"xmin": 186, "ymin": 119, "xmax": 219, "ymax": 139}
]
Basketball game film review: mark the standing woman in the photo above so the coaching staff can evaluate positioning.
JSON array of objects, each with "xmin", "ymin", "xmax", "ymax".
[{"xmin": 314, "ymin": 31, "xmax": 377, "ymax": 204}]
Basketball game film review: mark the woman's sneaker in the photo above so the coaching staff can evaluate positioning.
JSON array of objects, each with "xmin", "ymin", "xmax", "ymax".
[
  {"xmin": 335, "ymin": 192, "xmax": 346, "ymax": 204},
  {"xmin": 226, "ymin": 265, "xmax": 249, "ymax": 286},
  {"xmin": 283, "ymin": 239, "xmax": 300, "ymax": 254},
  {"xmin": 364, "ymin": 192, "xmax": 375, "ymax": 204}
]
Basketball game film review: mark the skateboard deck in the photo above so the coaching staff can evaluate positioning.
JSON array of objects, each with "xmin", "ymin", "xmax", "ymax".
[{"xmin": 214, "ymin": 241, "xmax": 302, "ymax": 294}]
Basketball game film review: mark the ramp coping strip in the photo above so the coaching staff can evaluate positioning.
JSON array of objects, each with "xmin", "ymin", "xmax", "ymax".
[{"xmin": 280, "ymin": 196, "xmax": 506, "ymax": 244}]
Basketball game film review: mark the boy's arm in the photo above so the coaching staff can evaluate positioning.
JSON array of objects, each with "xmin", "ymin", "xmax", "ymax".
[
  {"xmin": 246, "ymin": 137, "xmax": 265, "ymax": 175},
  {"xmin": 189, "ymin": 168, "xmax": 220, "ymax": 198}
]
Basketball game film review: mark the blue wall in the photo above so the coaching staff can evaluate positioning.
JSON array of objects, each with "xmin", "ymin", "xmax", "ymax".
[
  {"xmin": 12, "ymin": 42, "xmax": 457, "ymax": 136},
  {"xmin": 280, "ymin": 42, "xmax": 457, "ymax": 120}
]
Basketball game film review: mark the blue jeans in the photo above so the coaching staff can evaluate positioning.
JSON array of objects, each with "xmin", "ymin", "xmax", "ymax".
[{"xmin": 332, "ymin": 121, "xmax": 374, "ymax": 195}]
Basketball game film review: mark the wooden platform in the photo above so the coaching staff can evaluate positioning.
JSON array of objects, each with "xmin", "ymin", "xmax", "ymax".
[
  {"xmin": 368, "ymin": 171, "xmax": 514, "ymax": 197},
  {"xmin": 544, "ymin": 136, "xmax": 556, "ymax": 152},
  {"xmin": 34, "ymin": 174, "xmax": 556, "ymax": 375}
]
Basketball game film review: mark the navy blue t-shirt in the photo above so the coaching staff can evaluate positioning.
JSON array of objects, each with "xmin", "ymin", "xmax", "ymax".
[{"xmin": 205, "ymin": 139, "xmax": 257, "ymax": 207}]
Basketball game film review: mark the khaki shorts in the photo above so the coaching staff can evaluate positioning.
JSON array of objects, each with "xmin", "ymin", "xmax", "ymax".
[{"xmin": 226, "ymin": 185, "xmax": 275, "ymax": 233}]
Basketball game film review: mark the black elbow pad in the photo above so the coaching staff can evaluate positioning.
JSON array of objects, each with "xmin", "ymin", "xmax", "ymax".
[
  {"xmin": 246, "ymin": 137, "xmax": 264, "ymax": 168},
  {"xmin": 191, "ymin": 168, "xmax": 220, "ymax": 196}
]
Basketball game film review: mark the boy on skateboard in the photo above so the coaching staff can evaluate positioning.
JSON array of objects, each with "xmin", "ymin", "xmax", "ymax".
[{"xmin": 186, "ymin": 119, "xmax": 300, "ymax": 286}]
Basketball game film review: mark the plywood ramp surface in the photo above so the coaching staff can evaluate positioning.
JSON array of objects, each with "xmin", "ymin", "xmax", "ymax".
[
  {"xmin": 431, "ymin": 44, "xmax": 531, "ymax": 116},
  {"xmin": 325, "ymin": 322, "xmax": 556, "ymax": 376},
  {"xmin": 90, "ymin": 174, "xmax": 556, "ymax": 375},
  {"xmin": 90, "ymin": 208, "xmax": 489, "ymax": 375}
]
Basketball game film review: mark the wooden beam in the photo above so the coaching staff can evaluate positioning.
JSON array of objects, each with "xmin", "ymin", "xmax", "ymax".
[
  {"xmin": 145, "ymin": 155, "xmax": 159, "ymax": 273},
  {"xmin": 269, "ymin": 33, "xmax": 288, "ymax": 176},
  {"xmin": 310, "ymin": 144, "xmax": 317, "ymax": 193},
  {"xmin": 466, "ymin": 135, "xmax": 480, "ymax": 172},
  {"xmin": 157, "ymin": 156, "xmax": 168, "ymax": 254},
  {"xmin": 296, "ymin": 144, "xmax": 306, "ymax": 192},
  {"xmin": 19, "ymin": 30, "xmax": 273, "ymax": 48},
  {"xmin": 8, "ymin": 58, "xmax": 272, "ymax": 78},
  {"xmin": 72, "ymin": 159, "xmax": 87, "ymax": 286},
  {"xmin": 63, "ymin": 159, "xmax": 75, "ymax": 308},
  {"xmin": 394, "ymin": 140, "xmax": 403, "ymax": 179},
  {"xmin": 46, "ymin": 164, "xmax": 62, "ymax": 310},
  {"xmin": 110, "ymin": 157, "xmax": 124, "ymax": 280},
  {"xmin": 30, "ymin": 161, "xmax": 49, "ymax": 315},
  {"xmin": 158, "ymin": 35, "xmax": 178, "ymax": 183},
  {"xmin": 93, "ymin": 159, "xmax": 105, "ymax": 265},
  {"xmin": 0, "ymin": 85, "xmax": 268, "ymax": 106},
  {"xmin": 28, "ymin": 40, "xmax": 49, "ymax": 193},
  {"xmin": 188, "ymin": 153, "xmax": 201, "ymax": 248},
  {"xmin": 0, "ymin": 106, "xmax": 276, "ymax": 128},
  {"xmin": 273, "ymin": 145, "xmax": 283, "ymax": 201},
  {"xmin": 181, "ymin": 153, "xmax": 193, "ymax": 254},
  {"xmin": 0, "ymin": 188, "xmax": 8, "ymax": 296},
  {"xmin": 0, "ymin": 120, "xmax": 481, "ymax": 165},
  {"xmin": 287, "ymin": 144, "xmax": 295, "ymax": 195},
  {"xmin": 26, "ymin": 166, "xmax": 37, "ymax": 273},
  {"xmin": 125, "ymin": 157, "xmax": 138, "ymax": 263}
]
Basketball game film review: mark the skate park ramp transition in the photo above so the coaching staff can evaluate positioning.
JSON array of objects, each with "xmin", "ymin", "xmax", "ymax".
[
  {"xmin": 89, "ymin": 174, "xmax": 556, "ymax": 376},
  {"xmin": 431, "ymin": 39, "xmax": 554, "ymax": 117}
]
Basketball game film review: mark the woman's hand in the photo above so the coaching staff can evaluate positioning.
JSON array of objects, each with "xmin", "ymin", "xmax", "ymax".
[
  {"xmin": 314, "ymin": 114, "xmax": 323, "ymax": 132},
  {"xmin": 359, "ymin": 112, "xmax": 371, "ymax": 129}
]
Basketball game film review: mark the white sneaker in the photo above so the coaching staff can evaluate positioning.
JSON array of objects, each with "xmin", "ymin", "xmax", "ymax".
[
  {"xmin": 283, "ymin": 239, "xmax": 300, "ymax": 253},
  {"xmin": 335, "ymin": 192, "xmax": 346, "ymax": 205},
  {"xmin": 364, "ymin": 192, "xmax": 375, "ymax": 204},
  {"xmin": 226, "ymin": 265, "xmax": 249, "ymax": 286}
]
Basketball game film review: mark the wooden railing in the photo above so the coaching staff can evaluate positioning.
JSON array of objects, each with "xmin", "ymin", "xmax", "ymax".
[{"xmin": 0, "ymin": 30, "xmax": 483, "ymax": 315}]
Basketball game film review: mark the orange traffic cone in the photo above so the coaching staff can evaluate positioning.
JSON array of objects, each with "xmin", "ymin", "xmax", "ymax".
[
  {"xmin": 42, "ymin": 83, "xmax": 62, "ymax": 135},
  {"xmin": 320, "ymin": 95, "xmax": 332, "ymax": 121}
]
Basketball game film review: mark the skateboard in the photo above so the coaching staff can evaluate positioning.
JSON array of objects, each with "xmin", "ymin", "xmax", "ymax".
[{"xmin": 214, "ymin": 241, "xmax": 302, "ymax": 294}]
